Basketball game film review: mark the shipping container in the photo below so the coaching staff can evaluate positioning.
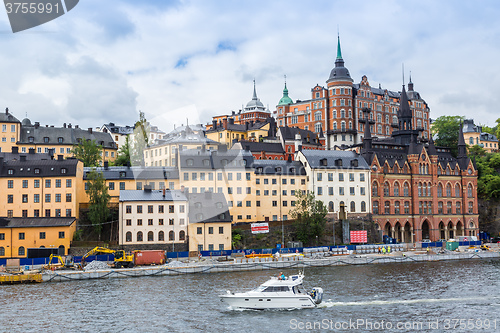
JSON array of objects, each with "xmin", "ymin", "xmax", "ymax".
[{"xmin": 133, "ymin": 250, "xmax": 165, "ymax": 266}]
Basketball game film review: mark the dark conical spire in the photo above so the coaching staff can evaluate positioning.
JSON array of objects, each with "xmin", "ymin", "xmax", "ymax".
[
  {"xmin": 327, "ymin": 34, "xmax": 352, "ymax": 83},
  {"xmin": 408, "ymin": 131, "xmax": 418, "ymax": 155},
  {"xmin": 428, "ymin": 136, "xmax": 437, "ymax": 156},
  {"xmin": 398, "ymin": 85, "xmax": 412, "ymax": 130},
  {"xmin": 457, "ymin": 121, "xmax": 467, "ymax": 158},
  {"xmin": 408, "ymin": 72, "xmax": 414, "ymax": 91}
]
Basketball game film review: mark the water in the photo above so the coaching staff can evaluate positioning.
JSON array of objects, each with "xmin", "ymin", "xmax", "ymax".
[{"xmin": 1, "ymin": 259, "xmax": 500, "ymax": 332}]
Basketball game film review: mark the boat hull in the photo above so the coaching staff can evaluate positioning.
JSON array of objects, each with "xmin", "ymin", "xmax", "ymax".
[{"xmin": 220, "ymin": 294, "xmax": 316, "ymax": 310}]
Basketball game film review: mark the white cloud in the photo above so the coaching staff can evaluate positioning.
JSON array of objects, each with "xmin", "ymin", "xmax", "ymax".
[{"xmin": 1, "ymin": 0, "xmax": 499, "ymax": 131}]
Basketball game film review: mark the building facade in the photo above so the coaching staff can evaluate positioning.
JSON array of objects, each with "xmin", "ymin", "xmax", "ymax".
[
  {"xmin": 275, "ymin": 37, "xmax": 431, "ymax": 149},
  {"xmin": 462, "ymin": 119, "xmax": 499, "ymax": 153},
  {"xmin": 360, "ymin": 85, "xmax": 479, "ymax": 242}
]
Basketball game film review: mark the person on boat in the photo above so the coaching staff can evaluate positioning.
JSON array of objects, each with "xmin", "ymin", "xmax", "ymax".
[
  {"xmin": 279, "ymin": 272, "xmax": 285, "ymax": 280},
  {"xmin": 382, "ymin": 246, "xmax": 386, "ymax": 254},
  {"xmin": 378, "ymin": 246, "xmax": 381, "ymax": 254}
]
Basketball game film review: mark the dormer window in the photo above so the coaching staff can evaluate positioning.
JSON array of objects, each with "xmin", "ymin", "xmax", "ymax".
[
  {"xmin": 320, "ymin": 158, "xmax": 327, "ymax": 166},
  {"xmin": 58, "ymin": 137, "xmax": 63, "ymax": 143},
  {"xmin": 44, "ymin": 137, "xmax": 49, "ymax": 143},
  {"xmin": 28, "ymin": 136, "xmax": 34, "ymax": 143},
  {"xmin": 335, "ymin": 159, "xmax": 343, "ymax": 167},
  {"xmin": 195, "ymin": 202, "xmax": 202, "ymax": 209},
  {"xmin": 203, "ymin": 159, "xmax": 210, "ymax": 167},
  {"xmin": 34, "ymin": 168, "xmax": 40, "ymax": 174},
  {"xmin": 186, "ymin": 159, "xmax": 194, "ymax": 166},
  {"xmin": 350, "ymin": 159, "xmax": 359, "ymax": 167},
  {"xmin": 7, "ymin": 169, "xmax": 14, "ymax": 175},
  {"xmin": 61, "ymin": 168, "xmax": 67, "ymax": 174},
  {"xmin": 119, "ymin": 171, "xmax": 126, "ymax": 178}
]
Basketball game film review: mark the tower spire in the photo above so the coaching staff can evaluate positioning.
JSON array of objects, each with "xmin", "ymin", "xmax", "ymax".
[
  {"xmin": 252, "ymin": 79, "xmax": 257, "ymax": 99},
  {"xmin": 336, "ymin": 35, "xmax": 342, "ymax": 60}
]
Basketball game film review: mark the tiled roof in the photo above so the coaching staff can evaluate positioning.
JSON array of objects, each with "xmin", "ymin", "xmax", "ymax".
[
  {"xmin": 0, "ymin": 110, "xmax": 20, "ymax": 123},
  {"xmin": 83, "ymin": 166, "xmax": 179, "ymax": 180},
  {"xmin": 119, "ymin": 189, "xmax": 187, "ymax": 202},
  {"xmin": 0, "ymin": 158, "xmax": 80, "ymax": 177},
  {"xmin": 0, "ymin": 217, "xmax": 76, "ymax": 228},
  {"xmin": 300, "ymin": 150, "xmax": 370, "ymax": 170}
]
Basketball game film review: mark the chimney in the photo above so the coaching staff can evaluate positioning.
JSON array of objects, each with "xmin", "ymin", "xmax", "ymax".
[
  {"xmin": 245, "ymin": 122, "xmax": 249, "ymax": 131},
  {"xmin": 63, "ymin": 123, "xmax": 66, "ymax": 128},
  {"xmin": 232, "ymin": 111, "xmax": 235, "ymax": 115},
  {"xmin": 222, "ymin": 118, "xmax": 228, "ymax": 130},
  {"xmin": 88, "ymin": 128, "xmax": 93, "ymax": 134},
  {"xmin": 46, "ymin": 125, "xmax": 48, "ymax": 127},
  {"xmin": 35, "ymin": 122, "xmax": 40, "ymax": 129},
  {"xmin": 229, "ymin": 118, "xmax": 234, "ymax": 125},
  {"xmin": 57, "ymin": 155, "xmax": 63, "ymax": 161},
  {"xmin": 162, "ymin": 188, "xmax": 166, "ymax": 198},
  {"xmin": 68, "ymin": 123, "xmax": 72, "ymax": 128},
  {"xmin": 11, "ymin": 147, "xmax": 18, "ymax": 154},
  {"xmin": 212, "ymin": 120, "xmax": 217, "ymax": 130},
  {"xmin": 20, "ymin": 155, "xmax": 26, "ymax": 162},
  {"xmin": 287, "ymin": 154, "xmax": 292, "ymax": 163},
  {"xmin": 144, "ymin": 185, "xmax": 152, "ymax": 193},
  {"xmin": 5, "ymin": 107, "xmax": 8, "ymax": 114},
  {"xmin": 104, "ymin": 161, "xmax": 109, "ymax": 170},
  {"xmin": 29, "ymin": 148, "xmax": 35, "ymax": 154},
  {"xmin": 75, "ymin": 125, "xmax": 79, "ymax": 129},
  {"xmin": 250, "ymin": 120, "xmax": 254, "ymax": 127},
  {"xmin": 181, "ymin": 185, "xmax": 185, "ymax": 193}
]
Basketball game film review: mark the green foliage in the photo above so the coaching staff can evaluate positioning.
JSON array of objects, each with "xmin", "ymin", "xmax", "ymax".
[
  {"xmin": 432, "ymin": 115, "xmax": 464, "ymax": 157},
  {"xmin": 131, "ymin": 111, "xmax": 150, "ymax": 166},
  {"xmin": 113, "ymin": 135, "xmax": 131, "ymax": 166},
  {"xmin": 289, "ymin": 191, "xmax": 328, "ymax": 245},
  {"xmin": 85, "ymin": 169, "xmax": 111, "ymax": 240},
  {"xmin": 475, "ymin": 153, "xmax": 500, "ymax": 199},
  {"xmin": 231, "ymin": 229, "xmax": 244, "ymax": 248},
  {"xmin": 468, "ymin": 145, "xmax": 486, "ymax": 158},
  {"xmin": 71, "ymin": 139, "xmax": 103, "ymax": 167}
]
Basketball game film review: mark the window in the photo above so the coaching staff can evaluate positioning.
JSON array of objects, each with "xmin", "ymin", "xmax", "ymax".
[
  {"xmin": 361, "ymin": 201, "xmax": 366, "ymax": 212},
  {"xmin": 349, "ymin": 173, "xmax": 354, "ymax": 182},
  {"xmin": 7, "ymin": 180, "xmax": 13, "ymax": 188},
  {"xmin": 34, "ymin": 179, "xmax": 40, "ymax": 188},
  {"xmin": 19, "ymin": 232, "xmax": 25, "ymax": 240},
  {"xmin": 34, "ymin": 209, "xmax": 39, "ymax": 217},
  {"xmin": 18, "ymin": 247, "xmax": 25, "ymax": 256},
  {"xmin": 126, "ymin": 205, "xmax": 132, "ymax": 213},
  {"xmin": 373, "ymin": 201, "xmax": 379, "ymax": 214},
  {"xmin": 22, "ymin": 194, "xmax": 28, "ymax": 203},
  {"xmin": 350, "ymin": 201, "xmax": 355, "ymax": 212},
  {"xmin": 66, "ymin": 209, "xmax": 72, "ymax": 217},
  {"xmin": 339, "ymin": 173, "xmax": 344, "ymax": 182},
  {"xmin": 169, "ymin": 205, "xmax": 175, "ymax": 213},
  {"xmin": 137, "ymin": 231, "xmax": 143, "ymax": 242},
  {"xmin": 65, "ymin": 193, "xmax": 71, "ymax": 202},
  {"xmin": 109, "ymin": 182, "xmax": 115, "ymax": 190},
  {"xmin": 339, "ymin": 187, "xmax": 344, "ymax": 195},
  {"xmin": 59, "ymin": 231, "xmax": 65, "ymax": 239},
  {"xmin": 148, "ymin": 205, "xmax": 153, "ymax": 213},
  {"xmin": 126, "ymin": 232, "xmax": 132, "ymax": 242},
  {"xmin": 317, "ymin": 187, "xmax": 323, "ymax": 195},
  {"xmin": 55, "ymin": 194, "xmax": 61, "ymax": 202},
  {"xmin": 45, "ymin": 179, "xmax": 51, "ymax": 188},
  {"xmin": 137, "ymin": 205, "xmax": 143, "ymax": 214},
  {"xmin": 56, "ymin": 179, "xmax": 61, "ymax": 188},
  {"xmin": 66, "ymin": 179, "xmax": 72, "ymax": 188},
  {"xmin": 350, "ymin": 187, "xmax": 355, "ymax": 195},
  {"xmin": 404, "ymin": 183, "xmax": 410, "ymax": 197},
  {"xmin": 384, "ymin": 201, "xmax": 390, "ymax": 214},
  {"xmin": 45, "ymin": 194, "xmax": 51, "ymax": 203},
  {"xmin": 137, "ymin": 219, "xmax": 143, "ymax": 226},
  {"xmin": 197, "ymin": 227, "xmax": 202, "ymax": 235}
]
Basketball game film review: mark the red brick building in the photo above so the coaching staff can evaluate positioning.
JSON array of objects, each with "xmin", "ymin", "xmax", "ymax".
[
  {"xmin": 275, "ymin": 37, "xmax": 431, "ymax": 150},
  {"xmin": 361, "ymin": 86, "xmax": 479, "ymax": 243}
]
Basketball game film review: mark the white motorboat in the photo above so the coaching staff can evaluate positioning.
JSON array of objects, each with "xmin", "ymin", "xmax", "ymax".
[{"xmin": 219, "ymin": 272, "xmax": 323, "ymax": 310}]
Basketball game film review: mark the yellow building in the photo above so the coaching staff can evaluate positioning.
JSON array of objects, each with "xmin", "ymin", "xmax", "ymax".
[
  {"xmin": 79, "ymin": 165, "xmax": 180, "ymax": 208},
  {"xmin": 0, "ymin": 217, "xmax": 76, "ymax": 258},
  {"xmin": 0, "ymin": 108, "xmax": 21, "ymax": 154},
  {"xmin": 206, "ymin": 117, "xmax": 274, "ymax": 149},
  {"xmin": 0, "ymin": 157, "xmax": 84, "ymax": 219},
  {"xmin": 187, "ymin": 192, "xmax": 232, "ymax": 252},
  {"xmin": 462, "ymin": 119, "xmax": 499, "ymax": 153}
]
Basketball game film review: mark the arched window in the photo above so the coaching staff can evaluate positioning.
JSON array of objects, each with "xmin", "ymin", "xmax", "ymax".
[
  {"xmin": 333, "ymin": 121, "xmax": 337, "ymax": 130},
  {"xmin": 0, "ymin": 246, "xmax": 4, "ymax": 256},
  {"xmin": 384, "ymin": 201, "xmax": 390, "ymax": 214},
  {"xmin": 340, "ymin": 109, "xmax": 345, "ymax": 118},
  {"xmin": 456, "ymin": 201, "xmax": 461, "ymax": 214},
  {"xmin": 315, "ymin": 111, "xmax": 322, "ymax": 121},
  {"xmin": 438, "ymin": 202, "xmax": 443, "ymax": 214},
  {"xmin": 404, "ymin": 182, "xmax": 410, "ymax": 197},
  {"xmin": 392, "ymin": 115, "xmax": 398, "ymax": 124},
  {"xmin": 468, "ymin": 201, "xmax": 473, "ymax": 214},
  {"xmin": 18, "ymin": 246, "xmax": 25, "ymax": 256},
  {"xmin": 341, "ymin": 121, "xmax": 346, "ymax": 131},
  {"xmin": 137, "ymin": 231, "xmax": 143, "ymax": 242},
  {"xmin": 148, "ymin": 231, "xmax": 154, "ymax": 241},
  {"xmin": 394, "ymin": 201, "xmax": 400, "ymax": 214},
  {"xmin": 350, "ymin": 201, "xmax": 355, "ymax": 212},
  {"xmin": 427, "ymin": 183, "xmax": 431, "ymax": 197},
  {"xmin": 373, "ymin": 201, "xmax": 379, "ymax": 214},
  {"xmin": 332, "ymin": 110, "xmax": 337, "ymax": 118},
  {"xmin": 328, "ymin": 201, "xmax": 334, "ymax": 212},
  {"xmin": 377, "ymin": 113, "xmax": 382, "ymax": 123},
  {"xmin": 437, "ymin": 183, "xmax": 443, "ymax": 197},
  {"xmin": 455, "ymin": 184, "xmax": 461, "ymax": 197},
  {"xmin": 377, "ymin": 125, "xmax": 382, "ymax": 134},
  {"xmin": 372, "ymin": 182, "xmax": 379, "ymax": 197},
  {"xmin": 384, "ymin": 182, "xmax": 390, "ymax": 196},
  {"xmin": 126, "ymin": 232, "xmax": 132, "ymax": 242},
  {"xmin": 446, "ymin": 184, "xmax": 452, "ymax": 197},
  {"xmin": 361, "ymin": 201, "xmax": 366, "ymax": 212},
  {"xmin": 169, "ymin": 231, "xmax": 175, "ymax": 241},
  {"xmin": 418, "ymin": 182, "xmax": 422, "ymax": 197},
  {"xmin": 467, "ymin": 184, "xmax": 473, "ymax": 198},
  {"xmin": 159, "ymin": 231, "xmax": 165, "ymax": 241},
  {"xmin": 315, "ymin": 123, "xmax": 322, "ymax": 133},
  {"xmin": 469, "ymin": 137, "xmax": 474, "ymax": 145},
  {"xmin": 394, "ymin": 182, "xmax": 400, "ymax": 197},
  {"xmin": 179, "ymin": 230, "xmax": 186, "ymax": 241}
]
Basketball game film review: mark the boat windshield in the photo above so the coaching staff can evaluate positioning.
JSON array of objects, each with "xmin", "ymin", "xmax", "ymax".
[{"xmin": 254, "ymin": 286, "xmax": 290, "ymax": 292}]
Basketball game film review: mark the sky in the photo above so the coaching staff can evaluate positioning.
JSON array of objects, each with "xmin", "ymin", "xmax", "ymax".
[{"xmin": 0, "ymin": 0, "xmax": 499, "ymax": 133}]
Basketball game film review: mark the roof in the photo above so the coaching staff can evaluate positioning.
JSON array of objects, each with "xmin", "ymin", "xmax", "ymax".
[
  {"xmin": 18, "ymin": 123, "xmax": 117, "ymax": 149},
  {"xmin": 0, "ymin": 151, "xmax": 54, "ymax": 162},
  {"xmin": 0, "ymin": 158, "xmax": 80, "ymax": 178},
  {"xmin": 0, "ymin": 217, "xmax": 76, "ymax": 228},
  {"xmin": 252, "ymin": 160, "xmax": 306, "ymax": 175},
  {"xmin": 300, "ymin": 150, "xmax": 370, "ymax": 170},
  {"xmin": 0, "ymin": 109, "xmax": 20, "ymax": 123},
  {"xmin": 83, "ymin": 166, "xmax": 179, "ymax": 180},
  {"xmin": 278, "ymin": 83, "xmax": 294, "ymax": 106},
  {"xmin": 207, "ymin": 118, "xmax": 271, "ymax": 133},
  {"xmin": 119, "ymin": 189, "xmax": 187, "ymax": 202},
  {"xmin": 327, "ymin": 37, "xmax": 352, "ymax": 83},
  {"xmin": 180, "ymin": 149, "xmax": 254, "ymax": 170},
  {"xmin": 102, "ymin": 123, "xmax": 135, "ymax": 135},
  {"xmin": 187, "ymin": 192, "xmax": 231, "ymax": 223},
  {"xmin": 244, "ymin": 81, "xmax": 267, "ymax": 112},
  {"xmin": 234, "ymin": 141, "xmax": 285, "ymax": 154},
  {"xmin": 278, "ymin": 126, "xmax": 322, "ymax": 147}
]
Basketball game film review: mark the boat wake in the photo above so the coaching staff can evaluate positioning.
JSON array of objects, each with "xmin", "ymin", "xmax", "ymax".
[{"xmin": 318, "ymin": 296, "xmax": 493, "ymax": 308}]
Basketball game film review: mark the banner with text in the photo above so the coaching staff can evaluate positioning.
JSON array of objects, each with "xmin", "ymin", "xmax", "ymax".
[
  {"xmin": 251, "ymin": 223, "xmax": 269, "ymax": 234},
  {"xmin": 350, "ymin": 230, "xmax": 368, "ymax": 243}
]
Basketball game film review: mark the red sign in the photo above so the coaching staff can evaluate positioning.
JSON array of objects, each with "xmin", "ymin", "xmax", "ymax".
[
  {"xmin": 251, "ymin": 223, "xmax": 269, "ymax": 234},
  {"xmin": 350, "ymin": 230, "xmax": 368, "ymax": 243}
]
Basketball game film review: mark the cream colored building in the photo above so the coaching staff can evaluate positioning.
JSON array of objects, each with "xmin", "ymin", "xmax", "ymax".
[
  {"xmin": 462, "ymin": 119, "xmax": 499, "ymax": 153},
  {"xmin": 296, "ymin": 150, "xmax": 371, "ymax": 217},
  {"xmin": 118, "ymin": 189, "xmax": 188, "ymax": 248}
]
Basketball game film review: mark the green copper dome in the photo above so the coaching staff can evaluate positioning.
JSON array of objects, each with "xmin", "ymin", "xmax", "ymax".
[{"xmin": 278, "ymin": 82, "xmax": 293, "ymax": 105}]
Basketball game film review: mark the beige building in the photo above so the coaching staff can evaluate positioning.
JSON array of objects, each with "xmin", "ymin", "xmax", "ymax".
[
  {"xmin": 0, "ymin": 108, "xmax": 21, "ymax": 154},
  {"xmin": 118, "ymin": 188, "xmax": 188, "ymax": 250},
  {"xmin": 296, "ymin": 150, "xmax": 371, "ymax": 216},
  {"xmin": 187, "ymin": 192, "xmax": 232, "ymax": 252},
  {"xmin": 462, "ymin": 119, "xmax": 499, "ymax": 153}
]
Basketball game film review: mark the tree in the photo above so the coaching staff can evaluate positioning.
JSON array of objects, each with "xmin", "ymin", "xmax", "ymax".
[
  {"xmin": 130, "ymin": 111, "xmax": 150, "ymax": 166},
  {"xmin": 431, "ymin": 115, "xmax": 464, "ymax": 157},
  {"xmin": 86, "ymin": 169, "xmax": 110, "ymax": 240},
  {"xmin": 289, "ymin": 191, "xmax": 328, "ymax": 245},
  {"xmin": 113, "ymin": 135, "xmax": 131, "ymax": 166},
  {"xmin": 71, "ymin": 139, "xmax": 103, "ymax": 167},
  {"xmin": 467, "ymin": 145, "xmax": 486, "ymax": 159}
]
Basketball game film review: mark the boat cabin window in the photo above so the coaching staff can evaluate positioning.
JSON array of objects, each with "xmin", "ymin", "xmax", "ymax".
[{"xmin": 262, "ymin": 286, "xmax": 290, "ymax": 292}]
